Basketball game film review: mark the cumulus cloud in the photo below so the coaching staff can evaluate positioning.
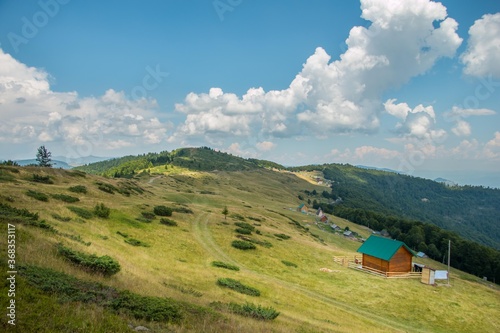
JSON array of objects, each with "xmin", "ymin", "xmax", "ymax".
[
  {"xmin": 461, "ymin": 13, "xmax": 500, "ymax": 77},
  {"xmin": 484, "ymin": 131, "xmax": 500, "ymax": 159},
  {"xmin": 446, "ymin": 106, "xmax": 496, "ymax": 137},
  {"xmin": 256, "ymin": 141, "xmax": 276, "ymax": 151},
  {"xmin": 384, "ymin": 99, "xmax": 446, "ymax": 141},
  {"xmin": 172, "ymin": 0, "xmax": 462, "ymax": 143},
  {"xmin": 0, "ymin": 49, "xmax": 170, "ymax": 157},
  {"xmin": 451, "ymin": 120, "xmax": 471, "ymax": 137},
  {"xmin": 353, "ymin": 146, "xmax": 400, "ymax": 160}
]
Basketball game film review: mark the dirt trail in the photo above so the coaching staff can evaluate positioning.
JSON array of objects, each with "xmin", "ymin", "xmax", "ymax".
[{"xmin": 192, "ymin": 212, "xmax": 427, "ymax": 333}]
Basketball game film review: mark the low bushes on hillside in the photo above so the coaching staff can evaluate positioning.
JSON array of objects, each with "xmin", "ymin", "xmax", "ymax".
[
  {"xmin": 211, "ymin": 261, "xmax": 240, "ymax": 271},
  {"xmin": 52, "ymin": 213, "xmax": 71, "ymax": 222},
  {"xmin": 172, "ymin": 206, "xmax": 193, "ymax": 214},
  {"xmin": 67, "ymin": 206, "xmax": 93, "ymax": 219},
  {"xmin": 274, "ymin": 233, "xmax": 291, "ymax": 240},
  {"xmin": 234, "ymin": 222, "xmax": 255, "ymax": 231},
  {"xmin": 137, "ymin": 211, "xmax": 156, "ymax": 223},
  {"xmin": 56, "ymin": 243, "xmax": 120, "ymax": 276},
  {"xmin": 96, "ymin": 182, "xmax": 117, "ymax": 194},
  {"xmin": 94, "ymin": 203, "xmax": 111, "ymax": 218},
  {"xmin": 160, "ymin": 218, "xmax": 177, "ymax": 226},
  {"xmin": 154, "ymin": 205, "xmax": 173, "ymax": 216},
  {"xmin": 281, "ymin": 260, "xmax": 298, "ymax": 268},
  {"xmin": 211, "ymin": 302, "xmax": 280, "ymax": 320},
  {"xmin": 236, "ymin": 235, "xmax": 272, "ymax": 248},
  {"xmin": 18, "ymin": 264, "xmax": 183, "ymax": 323},
  {"xmin": 26, "ymin": 190, "xmax": 49, "ymax": 202},
  {"xmin": 216, "ymin": 278, "xmax": 260, "ymax": 296},
  {"xmin": 231, "ymin": 240, "xmax": 256, "ymax": 250},
  {"xmin": 235, "ymin": 228, "xmax": 252, "ymax": 235},
  {"xmin": 32, "ymin": 173, "xmax": 53, "ymax": 184},
  {"xmin": 68, "ymin": 185, "xmax": 87, "ymax": 194},
  {"xmin": 125, "ymin": 238, "xmax": 150, "ymax": 247},
  {"xmin": 51, "ymin": 193, "xmax": 80, "ymax": 203}
]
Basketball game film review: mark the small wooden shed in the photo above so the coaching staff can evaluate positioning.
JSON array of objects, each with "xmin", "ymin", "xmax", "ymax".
[
  {"xmin": 421, "ymin": 267, "xmax": 436, "ymax": 285},
  {"xmin": 357, "ymin": 236, "xmax": 415, "ymax": 275}
]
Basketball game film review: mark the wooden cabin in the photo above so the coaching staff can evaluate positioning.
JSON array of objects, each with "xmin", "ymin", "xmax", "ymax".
[{"xmin": 357, "ymin": 236, "xmax": 415, "ymax": 275}]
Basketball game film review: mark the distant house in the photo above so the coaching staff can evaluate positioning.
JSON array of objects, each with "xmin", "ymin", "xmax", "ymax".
[
  {"xmin": 297, "ymin": 203, "xmax": 309, "ymax": 213},
  {"xmin": 357, "ymin": 236, "xmax": 415, "ymax": 275},
  {"xmin": 343, "ymin": 230, "xmax": 354, "ymax": 238},
  {"xmin": 380, "ymin": 229, "xmax": 390, "ymax": 238},
  {"xmin": 330, "ymin": 224, "xmax": 341, "ymax": 231},
  {"xmin": 416, "ymin": 251, "xmax": 427, "ymax": 258},
  {"xmin": 320, "ymin": 215, "xmax": 328, "ymax": 223}
]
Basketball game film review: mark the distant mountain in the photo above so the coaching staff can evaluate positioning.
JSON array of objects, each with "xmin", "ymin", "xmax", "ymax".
[
  {"xmin": 14, "ymin": 159, "xmax": 72, "ymax": 169},
  {"xmin": 434, "ymin": 177, "xmax": 457, "ymax": 186},
  {"xmin": 356, "ymin": 165, "xmax": 403, "ymax": 174},
  {"xmin": 53, "ymin": 155, "xmax": 110, "ymax": 167}
]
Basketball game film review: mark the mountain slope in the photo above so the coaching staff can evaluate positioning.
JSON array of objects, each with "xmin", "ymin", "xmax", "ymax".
[
  {"xmin": 1, "ymin": 165, "xmax": 499, "ymax": 332},
  {"xmin": 291, "ymin": 163, "xmax": 500, "ymax": 250}
]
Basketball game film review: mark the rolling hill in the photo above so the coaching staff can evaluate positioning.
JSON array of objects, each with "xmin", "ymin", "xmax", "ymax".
[{"xmin": 0, "ymin": 158, "xmax": 499, "ymax": 332}]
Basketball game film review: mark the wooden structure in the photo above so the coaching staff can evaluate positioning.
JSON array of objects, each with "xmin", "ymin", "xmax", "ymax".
[
  {"xmin": 421, "ymin": 267, "xmax": 436, "ymax": 285},
  {"xmin": 357, "ymin": 236, "xmax": 416, "ymax": 276},
  {"xmin": 297, "ymin": 203, "xmax": 309, "ymax": 213}
]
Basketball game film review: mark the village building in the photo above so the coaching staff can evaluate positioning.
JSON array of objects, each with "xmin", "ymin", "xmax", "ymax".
[
  {"xmin": 297, "ymin": 203, "xmax": 309, "ymax": 214},
  {"xmin": 357, "ymin": 235, "xmax": 415, "ymax": 275}
]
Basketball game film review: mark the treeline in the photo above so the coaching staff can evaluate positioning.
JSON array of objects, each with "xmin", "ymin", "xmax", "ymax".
[
  {"xmin": 333, "ymin": 206, "xmax": 500, "ymax": 283},
  {"xmin": 292, "ymin": 164, "xmax": 500, "ymax": 250}
]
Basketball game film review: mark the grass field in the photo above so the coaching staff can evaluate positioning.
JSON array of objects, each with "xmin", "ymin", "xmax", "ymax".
[{"xmin": 0, "ymin": 165, "xmax": 499, "ymax": 332}]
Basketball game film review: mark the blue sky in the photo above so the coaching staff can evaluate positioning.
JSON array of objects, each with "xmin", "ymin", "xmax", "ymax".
[{"xmin": 0, "ymin": 0, "xmax": 499, "ymax": 186}]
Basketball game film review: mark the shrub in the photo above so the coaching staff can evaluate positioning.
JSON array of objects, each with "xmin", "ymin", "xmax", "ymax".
[
  {"xmin": 68, "ymin": 185, "xmax": 87, "ymax": 194},
  {"xmin": 160, "ymin": 218, "xmax": 177, "ymax": 226},
  {"xmin": 235, "ymin": 228, "xmax": 251, "ymax": 235},
  {"xmin": 231, "ymin": 240, "xmax": 256, "ymax": 250},
  {"xmin": 125, "ymin": 238, "xmax": 150, "ymax": 247},
  {"xmin": 234, "ymin": 222, "xmax": 254, "ymax": 231},
  {"xmin": 56, "ymin": 243, "xmax": 120, "ymax": 276},
  {"xmin": 274, "ymin": 233, "xmax": 291, "ymax": 240},
  {"xmin": 216, "ymin": 278, "xmax": 260, "ymax": 296},
  {"xmin": 26, "ymin": 190, "xmax": 49, "ymax": 202},
  {"xmin": 32, "ymin": 174, "xmax": 53, "ymax": 184},
  {"xmin": 172, "ymin": 206, "xmax": 193, "ymax": 214},
  {"xmin": 281, "ymin": 260, "xmax": 298, "ymax": 268},
  {"xmin": 227, "ymin": 302, "xmax": 280, "ymax": 320},
  {"xmin": 51, "ymin": 193, "xmax": 80, "ymax": 203},
  {"xmin": 153, "ymin": 205, "xmax": 173, "ymax": 216},
  {"xmin": 230, "ymin": 213, "xmax": 245, "ymax": 221},
  {"xmin": 52, "ymin": 213, "xmax": 71, "ymax": 222},
  {"xmin": 211, "ymin": 261, "xmax": 240, "ymax": 271},
  {"xmin": 247, "ymin": 216, "xmax": 262, "ymax": 222},
  {"xmin": 18, "ymin": 264, "xmax": 183, "ymax": 323},
  {"xmin": 97, "ymin": 182, "xmax": 117, "ymax": 194},
  {"xmin": 67, "ymin": 206, "xmax": 93, "ymax": 219},
  {"xmin": 236, "ymin": 235, "xmax": 272, "ymax": 248},
  {"xmin": 116, "ymin": 231, "xmax": 129, "ymax": 238},
  {"xmin": 94, "ymin": 203, "xmax": 111, "ymax": 218}
]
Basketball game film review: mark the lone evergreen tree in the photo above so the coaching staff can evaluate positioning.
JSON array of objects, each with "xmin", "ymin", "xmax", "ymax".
[
  {"xmin": 222, "ymin": 206, "xmax": 229, "ymax": 220},
  {"xmin": 36, "ymin": 145, "xmax": 53, "ymax": 167}
]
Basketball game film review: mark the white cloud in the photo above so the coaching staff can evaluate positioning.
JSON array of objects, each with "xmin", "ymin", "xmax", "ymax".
[
  {"xmin": 451, "ymin": 120, "xmax": 471, "ymax": 137},
  {"xmin": 0, "ymin": 49, "xmax": 171, "ymax": 157},
  {"xmin": 484, "ymin": 131, "xmax": 500, "ymax": 159},
  {"xmin": 447, "ymin": 106, "xmax": 496, "ymax": 118},
  {"xmin": 461, "ymin": 13, "xmax": 500, "ymax": 77},
  {"xmin": 256, "ymin": 141, "xmax": 276, "ymax": 152},
  {"xmin": 384, "ymin": 99, "xmax": 446, "ymax": 141},
  {"xmin": 354, "ymin": 146, "xmax": 400, "ymax": 160},
  {"xmin": 172, "ymin": 0, "xmax": 462, "ymax": 143}
]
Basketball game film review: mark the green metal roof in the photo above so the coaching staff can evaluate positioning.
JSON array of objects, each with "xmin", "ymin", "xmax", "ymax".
[{"xmin": 357, "ymin": 235, "xmax": 416, "ymax": 261}]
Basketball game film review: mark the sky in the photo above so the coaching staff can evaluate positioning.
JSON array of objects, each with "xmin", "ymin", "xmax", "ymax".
[{"xmin": 0, "ymin": 0, "xmax": 499, "ymax": 187}]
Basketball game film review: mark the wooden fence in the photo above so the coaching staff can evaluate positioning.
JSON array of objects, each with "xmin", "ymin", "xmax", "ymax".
[{"xmin": 334, "ymin": 256, "xmax": 422, "ymax": 279}]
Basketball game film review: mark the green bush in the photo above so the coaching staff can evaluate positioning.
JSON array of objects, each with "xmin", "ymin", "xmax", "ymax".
[
  {"xmin": 211, "ymin": 261, "xmax": 240, "ymax": 271},
  {"xmin": 234, "ymin": 222, "xmax": 255, "ymax": 231},
  {"xmin": 236, "ymin": 235, "xmax": 272, "ymax": 248},
  {"xmin": 227, "ymin": 302, "xmax": 280, "ymax": 320},
  {"xmin": 56, "ymin": 243, "xmax": 120, "ymax": 276},
  {"xmin": 230, "ymin": 213, "xmax": 245, "ymax": 221},
  {"xmin": 32, "ymin": 174, "xmax": 53, "ymax": 184},
  {"xmin": 52, "ymin": 213, "xmax": 71, "ymax": 222},
  {"xmin": 153, "ymin": 205, "xmax": 173, "ymax": 216},
  {"xmin": 274, "ymin": 233, "xmax": 291, "ymax": 240},
  {"xmin": 18, "ymin": 264, "xmax": 183, "ymax": 323},
  {"xmin": 231, "ymin": 240, "xmax": 256, "ymax": 250},
  {"xmin": 160, "ymin": 218, "xmax": 177, "ymax": 226},
  {"xmin": 97, "ymin": 182, "xmax": 117, "ymax": 194},
  {"xmin": 67, "ymin": 206, "xmax": 93, "ymax": 219},
  {"xmin": 125, "ymin": 238, "xmax": 150, "ymax": 247},
  {"xmin": 68, "ymin": 185, "xmax": 87, "ymax": 194},
  {"xmin": 216, "ymin": 278, "xmax": 260, "ymax": 296},
  {"xmin": 94, "ymin": 203, "xmax": 111, "ymax": 218},
  {"xmin": 172, "ymin": 206, "xmax": 193, "ymax": 214},
  {"xmin": 281, "ymin": 260, "xmax": 298, "ymax": 268},
  {"xmin": 26, "ymin": 190, "xmax": 49, "ymax": 202},
  {"xmin": 51, "ymin": 193, "xmax": 80, "ymax": 203},
  {"xmin": 235, "ymin": 228, "xmax": 252, "ymax": 235},
  {"xmin": 116, "ymin": 231, "xmax": 129, "ymax": 238}
]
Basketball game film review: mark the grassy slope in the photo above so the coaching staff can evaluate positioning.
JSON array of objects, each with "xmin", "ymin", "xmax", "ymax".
[{"xmin": 0, "ymin": 165, "xmax": 499, "ymax": 332}]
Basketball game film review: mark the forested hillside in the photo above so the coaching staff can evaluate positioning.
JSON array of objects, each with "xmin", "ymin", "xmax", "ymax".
[{"xmin": 291, "ymin": 164, "xmax": 500, "ymax": 250}]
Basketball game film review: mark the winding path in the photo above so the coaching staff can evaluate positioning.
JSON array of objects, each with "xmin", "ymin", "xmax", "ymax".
[{"xmin": 192, "ymin": 212, "xmax": 427, "ymax": 333}]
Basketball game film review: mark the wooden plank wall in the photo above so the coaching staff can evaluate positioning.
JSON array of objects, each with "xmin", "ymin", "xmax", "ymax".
[{"xmin": 388, "ymin": 247, "xmax": 412, "ymax": 272}]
